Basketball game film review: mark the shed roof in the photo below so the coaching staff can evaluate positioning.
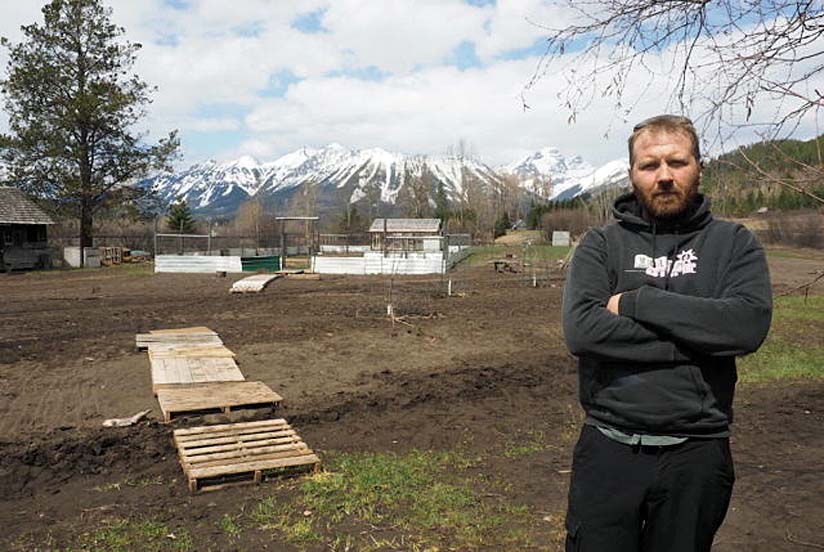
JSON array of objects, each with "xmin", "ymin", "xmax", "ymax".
[
  {"xmin": 369, "ymin": 218, "xmax": 441, "ymax": 233},
  {"xmin": 0, "ymin": 187, "xmax": 55, "ymax": 225}
]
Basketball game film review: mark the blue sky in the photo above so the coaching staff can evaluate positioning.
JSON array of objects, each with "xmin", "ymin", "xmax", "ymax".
[{"xmin": 0, "ymin": 0, "xmax": 821, "ymax": 169}]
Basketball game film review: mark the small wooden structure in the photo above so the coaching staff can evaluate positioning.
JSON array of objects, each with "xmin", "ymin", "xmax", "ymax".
[
  {"xmin": 0, "ymin": 186, "xmax": 54, "ymax": 271},
  {"xmin": 156, "ymin": 381, "xmax": 282, "ymax": 422},
  {"xmin": 369, "ymin": 218, "xmax": 442, "ymax": 252},
  {"xmin": 173, "ymin": 418, "xmax": 320, "ymax": 492}
]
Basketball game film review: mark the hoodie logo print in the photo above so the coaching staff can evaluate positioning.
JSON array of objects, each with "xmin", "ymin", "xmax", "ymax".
[{"xmin": 633, "ymin": 249, "xmax": 698, "ymax": 278}]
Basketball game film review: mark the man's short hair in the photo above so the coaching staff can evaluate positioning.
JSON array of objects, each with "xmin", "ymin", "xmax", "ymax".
[{"xmin": 628, "ymin": 114, "xmax": 701, "ymax": 167}]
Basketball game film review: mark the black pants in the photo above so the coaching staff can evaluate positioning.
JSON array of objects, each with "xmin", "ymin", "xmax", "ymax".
[{"xmin": 565, "ymin": 425, "xmax": 734, "ymax": 552}]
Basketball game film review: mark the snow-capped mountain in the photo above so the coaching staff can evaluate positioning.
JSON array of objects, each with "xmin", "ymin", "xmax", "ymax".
[
  {"xmin": 141, "ymin": 144, "xmax": 628, "ymax": 217},
  {"xmin": 144, "ymin": 144, "xmax": 504, "ymax": 216},
  {"xmin": 497, "ymin": 147, "xmax": 629, "ymax": 201},
  {"xmin": 550, "ymin": 159, "xmax": 630, "ymax": 201},
  {"xmin": 146, "ymin": 155, "xmax": 271, "ymax": 216}
]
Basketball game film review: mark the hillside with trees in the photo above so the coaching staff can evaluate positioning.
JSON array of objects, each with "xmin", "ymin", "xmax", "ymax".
[{"xmin": 702, "ymin": 135, "xmax": 824, "ymax": 217}]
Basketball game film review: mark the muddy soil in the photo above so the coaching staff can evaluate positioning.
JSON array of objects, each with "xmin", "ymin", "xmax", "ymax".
[{"xmin": 0, "ymin": 252, "xmax": 823, "ymax": 550}]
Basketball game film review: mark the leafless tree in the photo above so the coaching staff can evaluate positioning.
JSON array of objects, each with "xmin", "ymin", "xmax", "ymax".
[
  {"xmin": 524, "ymin": 0, "xmax": 824, "ymax": 148},
  {"xmin": 398, "ymin": 157, "xmax": 434, "ymax": 218}
]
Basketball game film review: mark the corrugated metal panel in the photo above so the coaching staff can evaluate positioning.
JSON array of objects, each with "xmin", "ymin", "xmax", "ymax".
[
  {"xmin": 155, "ymin": 255, "xmax": 243, "ymax": 273},
  {"xmin": 312, "ymin": 256, "xmax": 366, "ymax": 274},
  {"xmin": 312, "ymin": 253, "xmax": 444, "ymax": 275},
  {"xmin": 311, "ymin": 247, "xmax": 470, "ymax": 275}
]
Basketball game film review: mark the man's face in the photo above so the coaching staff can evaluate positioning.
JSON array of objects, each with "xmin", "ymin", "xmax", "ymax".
[{"xmin": 629, "ymin": 129, "xmax": 701, "ymax": 220}]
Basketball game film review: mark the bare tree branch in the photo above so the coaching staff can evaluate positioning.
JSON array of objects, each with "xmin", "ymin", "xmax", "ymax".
[{"xmin": 525, "ymin": 0, "xmax": 824, "ymax": 142}]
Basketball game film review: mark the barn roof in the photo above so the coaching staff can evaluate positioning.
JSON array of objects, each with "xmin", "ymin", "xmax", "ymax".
[
  {"xmin": 0, "ymin": 187, "xmax": 54, "ymax": 225},
  {"xmin": 369, "ymin": 218, "xmax": 441, "ymax": 233}
]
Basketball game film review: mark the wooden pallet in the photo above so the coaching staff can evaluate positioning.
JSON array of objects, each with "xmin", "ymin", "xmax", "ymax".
[
  {"xmin": 173, "ymin": 418, "xmax": 320, "ymax": 492},
  {"xmin": 230, "ymin": 273, "xmax": 281, "ymax": 293},
  {"xmin": 151, "ymin": 356, "xmax": 245, "ymax": 392},
  {"xmin": 156, "ymin": 381, "xmax": 282, "ymax": 422}
]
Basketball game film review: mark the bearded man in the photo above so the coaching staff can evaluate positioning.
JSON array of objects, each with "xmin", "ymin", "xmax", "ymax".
[{"xmin": 561, "ymin": 114, "xmax": 772, "ymax": 552}]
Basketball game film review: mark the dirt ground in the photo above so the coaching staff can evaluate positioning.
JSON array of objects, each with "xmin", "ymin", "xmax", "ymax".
[{"xmin": 1, "ymin": 249, "xmax": 823, "ymax": 551}]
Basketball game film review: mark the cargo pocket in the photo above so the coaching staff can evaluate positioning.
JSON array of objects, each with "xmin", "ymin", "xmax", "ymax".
[{"xmin": 565, "ymin": 514, "xmax": 582, "ymax": 552}]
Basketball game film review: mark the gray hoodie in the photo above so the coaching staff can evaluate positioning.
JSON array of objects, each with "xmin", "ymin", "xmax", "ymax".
[{"xmin": 562, "ymin": 192, "xmax": 772, "ymax": 436}]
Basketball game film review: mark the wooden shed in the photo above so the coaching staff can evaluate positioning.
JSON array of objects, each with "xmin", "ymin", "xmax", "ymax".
[
  {"xmin": 0, "ymin": 186, "xmax": 54, "ymax": 271},
  {"xmin": 368, "ymin": 218, "xmax": 442, "ymax": 252}
]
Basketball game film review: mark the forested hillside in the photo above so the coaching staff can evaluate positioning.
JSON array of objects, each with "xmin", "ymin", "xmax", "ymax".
[{"xmin": 703, "ymin": 135, "xmax": 824, "ymax": 216}]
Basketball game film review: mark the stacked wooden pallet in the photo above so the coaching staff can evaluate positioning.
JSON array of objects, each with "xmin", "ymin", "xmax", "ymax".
[
  {"xmin": 137, "ymin": 329, "xmax": 242, "ymax": 393},
  {"xmin": 230, "ymin": 273, "xmax": 281, "ymax": 293},
  {"xmin": 137, "ymin": 326, "xmax": 319, "ymax": 492}
]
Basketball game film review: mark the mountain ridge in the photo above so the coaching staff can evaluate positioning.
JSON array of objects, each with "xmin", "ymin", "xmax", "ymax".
[{"xmin": 141, "ymin": 144, "xmax": 629, "ymax": 218}]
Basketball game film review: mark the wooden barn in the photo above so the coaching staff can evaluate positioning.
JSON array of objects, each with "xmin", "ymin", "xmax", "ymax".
[
  {"xmin": 368, "ymin": 218, "xmax": 442, "ymax": 252},
  {"xmin": 0, "ymin": 186, "xmax": 54, "ymax": 271}
]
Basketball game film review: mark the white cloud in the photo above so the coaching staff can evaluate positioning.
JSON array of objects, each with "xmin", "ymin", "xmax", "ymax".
[
  {"xmin": 474, "ymin": 0, "xmax": 572, "ymax": 60},
  {"xmin": 241, "ymin": 59, "xmax": 636, "ymax": 165},
  {"xmin": 319, "ymin": 0, "xmax": 489, "ymax": 73},
  {"xmin": 1, "ymin": 0, "xmax": 822, "ymax": 169}
]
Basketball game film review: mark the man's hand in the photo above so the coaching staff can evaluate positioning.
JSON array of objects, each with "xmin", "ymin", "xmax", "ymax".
[{"xmin": 607, "ymin": 293, "xmax": 623, "ymax": 315}]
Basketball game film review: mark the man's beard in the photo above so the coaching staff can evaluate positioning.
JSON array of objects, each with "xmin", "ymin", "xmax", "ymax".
[{"xmin": 635, "ymin": 184, "xmax": 698, "ymax": 220}]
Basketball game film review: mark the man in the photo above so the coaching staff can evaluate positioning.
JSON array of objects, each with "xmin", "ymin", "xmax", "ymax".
[{"xmin": 561, "ymin": 114, "xmax": 772, "ymax": 552}]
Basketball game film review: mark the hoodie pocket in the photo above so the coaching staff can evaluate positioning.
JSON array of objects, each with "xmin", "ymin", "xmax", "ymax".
[{"xmin": 591, "ymin": 364, "xmax": 710, "ymax": 431}]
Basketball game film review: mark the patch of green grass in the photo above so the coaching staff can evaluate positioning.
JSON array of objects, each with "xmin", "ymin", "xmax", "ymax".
[
  {"xmin": 249, "ymin": 449, "xmax": 536, "ymax": 550},
  {"xmin": 502, "ymin": 430, "xmax": 547, "ymax": 459},
  {"xmin": 250, "ymin": 497, "xmax": 320, "ymax": 544},
  {"xmin": 739, "ymin": 338, "xmax": 824, "ymax": 383},
  {"xmin": 765, "ymin": 247, "xmax": 824, "ymax": 261},
  {"xmin": 75, "ymin": 519, "xmax": 193, "ymax": 552},
  {"xmin": 218, "ymin": 513, "xmax": 242, "ymax": 541},
  {"xmin": 739, "ymin": 294, "xmax": 824, "ymax": 383},
  {"xmin": 773, "ymin": 295, "xmax": 824, "ymax": 322}
]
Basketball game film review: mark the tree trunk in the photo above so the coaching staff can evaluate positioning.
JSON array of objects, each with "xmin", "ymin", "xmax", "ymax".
[{"xmin": 80, "ymin": 201, "xmax": 93, "ymax": 267}]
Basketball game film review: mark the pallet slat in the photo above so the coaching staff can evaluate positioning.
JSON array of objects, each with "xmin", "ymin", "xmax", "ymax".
[
  {"xmin": 150, "ymin": 327, "xmax": 217, "ymax": 335},
  {"xmin": 174, "ymin": 418, "xmax": 289, "ymax": 436},
  {"xmin": 187, "ymin": 453, "xmax": 320, "ymax": 480},
  {"xmin": 149, "ymin": 345, "xmax": 235, "ymax": 359},
  {"xmin": 179, "ymin": 433, "xmax": 299, "ymax": 455},
  {"xmin": 177, "ymin": 429, "xmax": 297, "ymax": 449},
  {"xmin": 184, "ymin": 443, "xmax": 309, "ymax": 466}
]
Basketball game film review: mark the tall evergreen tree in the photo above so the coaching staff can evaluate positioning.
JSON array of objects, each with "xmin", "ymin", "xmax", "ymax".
[
  {"xmin": 434, "ymin": 181, "xmax": 451, "ymax": 222},
  {"xmin": 167, "ymin": 199, "xmax": 195, "ymax": 234},
  {"xmin": 0, "ymin": 0, "xmax": 178, "ymax": 262}
]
